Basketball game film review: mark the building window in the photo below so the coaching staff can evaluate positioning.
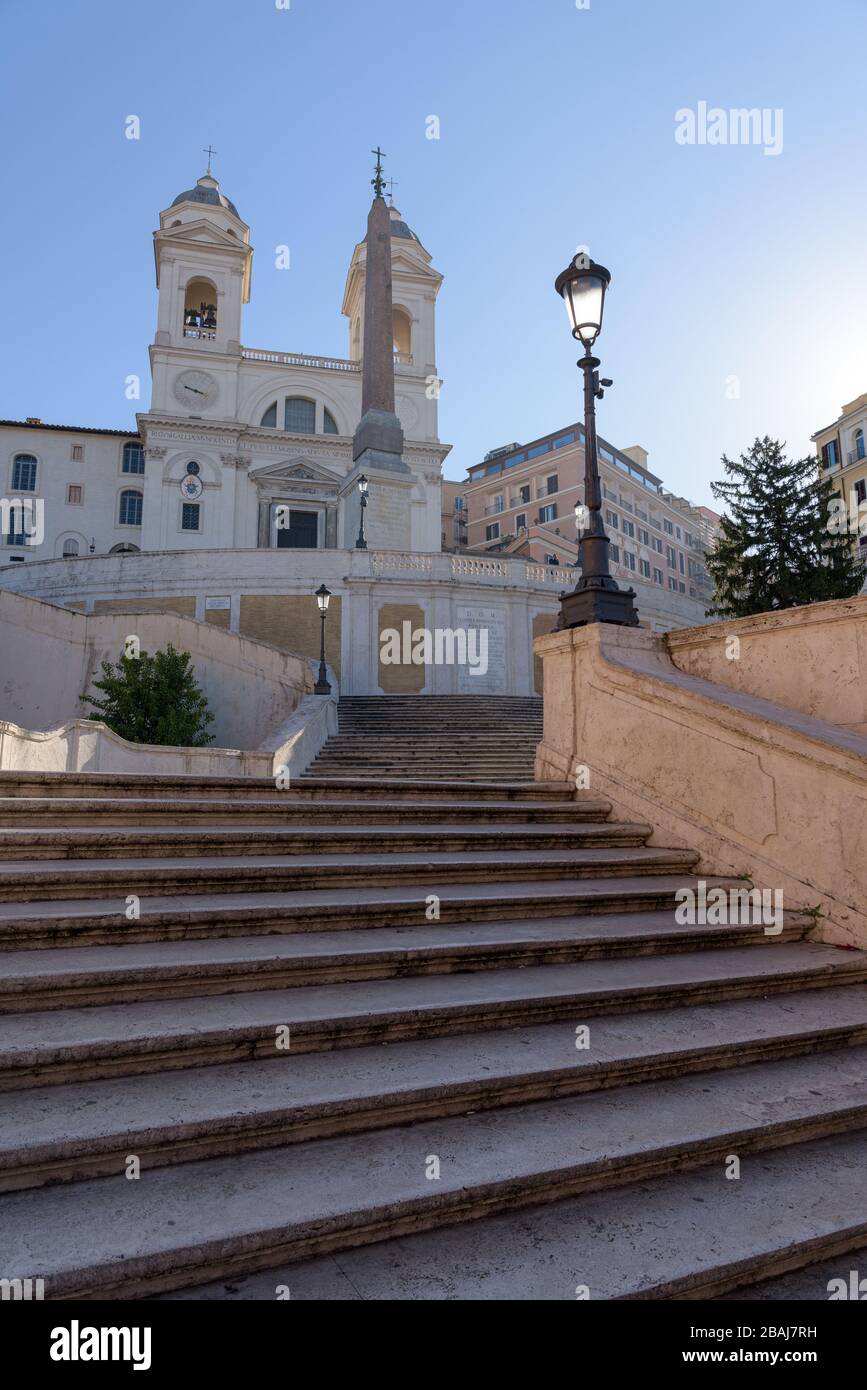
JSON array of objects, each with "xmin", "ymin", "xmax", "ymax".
[
  {"xmin": 679, "ymin": 552, "xmax": 685, "ymax": 574},
  {"xmin": 71, "ymin": 445, "xmax": 84, "ymax": 462},
  {"xmin": 485, "ymin": 522, "xmax": 500, "ymax": 541},
  {"xmin": 653, "ymin": 567, "xmax": 663, "ymax": 585},
  {"xmin": 678, "ymin": 581, "xmax": 686, "ymax": 593},
  {"xmin": 638, "ymin": 527, "xmax": 649, "ymax": 545},
  {"xmin": 528, "ymin": 443, "xmax": 550, "ymax": 460},
  {"xmin": 855, "ymin": 479, "xmax": 867, "ymax": 505},
  {"xmin": 639, "ymin": 558, "xmax": 651, "ymax": 578},
  {"xmin": 181, "ymin": 503, "xmax": 200, "ymax": 532},
  {"xmin": 183, "ymin": 279, "xmax": 218, "ymax": 338},
  {"xmin": 12, "ymin": 454, "xmax": 37, "ymax": 491},
  {"xmin": 62, "ymin": 539, "xmax": 79, "ymax": 556},
  {"xmin": 546, "ymin": 474, "xmax": 559, "ymax": 495},
  {"xmin": 538, "ymin": 503, "xmax": 557, "ymax": 524},
  {"xmin": 518, "ymin": 484, "xmax": 530, "ymax": 505},
  {"xmin": 623, "ymin": 550, "xmax": 636, "ymax": 571},
  {"xmin": 609, "ymin": 544, "xmax": 620, "ymax": 563},
  {"xmin": 855, "ymin": 428, "xmax": 866, "ymax": 461},
  {"xmin": 67, "ymin": 485, "xmax": 83, "ymax": 505},
  {"xmin": 119, "ymin": 489, "xmax": 143, "ymax": 526},
  {"xmin": 654, "ymin": 536, "xmax": 663, "ymax": 553},
  {"xmin": 622, "ymin": 519, "xmax": 635, "ymax": 538},
  {"xmin": 284, "ymin": 398, "xmax": 316, "ymax": 433},
  {"xmin": 122, "ymin": 442, "xmax": 144, "ymax": 474},
  {"xmin": 516, "ymin": 512, "xmax": 527, "ymax": 530},
  {"xmin": 492, "ymin": 495, "xmax": 504, "ymax": 514},
  {"xmin": 545, "ymin": 553, "xmax": 560, "ymax": 565},
  {"xmin": 676, "ymin": 526, "xmax": 682, "ymax": 540},
  {"xmin": 668, "ymin": 576, "xmax": 678, "ymax": 590},
  {"xmin": 663, "ymin": 518, "xmax": 674, "ymax": 535},
  {"xmin": 605, "ymin": 509, "xmax": 619, "ymax": 529},
  {"xmin": 822, "ymin": 440, "xmax": 839, "ymax": 468},
  {"xmin": 666, "ymin": 545, "xmax": 677, "ymax": 568},
  {"xmin": 323, "ymin": 408, "xmax": 339, "ymax": 435},
  {"xmin": 260, "ymin": 403, "xmax": 278, "ymax": 428}
]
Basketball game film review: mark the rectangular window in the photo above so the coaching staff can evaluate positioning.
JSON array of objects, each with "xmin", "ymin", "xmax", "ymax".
[
  {"xmin": 639, "ymin": 558, "xmax": 651, "ymax": 578},
  {"xmin": 822, "ymin": 440, "xmax": 839, "ymax": 468},
  {"xmin": 622, "ymin": 519, "xmax": 635, "ymax": 538},
  {"xmin": 181, "ymin": 503, "xmax": 200, "ymax": 532},
  {"xmin": 638, "ymin": 527, "xmax": 649, "ymax": 545},
  {"xmin": 668, "ymin": 576, "xmax": 678, "ymax": 590},
  {"xmin": 654, "ymin": 536, "xmax": 664, "ymax": 553},
  {"xmin": 553, "ymin": 433, "xmax": 576, "ymax": 449},
  {"xmin": 518, "ymin": 484, "xmax": 531, "ymax": 505},
  {"xmin": 66, "ymin": 485, "xmax": 83, "ymax": 505},
  {"xmin": 605, "ymin": 510, "xmax": 619, "ymax": 529},
  {"xmin": 71, "ymin": 445, "xmax": 84, "ymax": 462},
  {"xmin": 679, "ymin": 552, "xmax": 685, "ymax": 574},
  {"xmin": 663, "ymin": 518, "xmax": 674, "ymax": 535},
  {"xmin": 609, "ymin": 543, "xmax": 620, "ymax": 563},
  {"xmin": 678, "ymin": 581, "xmax": 686, "ymax": 593},
  {"xmin": 676, "ymin": 526, "xmax": 682, "ymax": 540},
  {"xmin": 516, "ymin": 513, "xmax": 527, "ymax": 530},
  {"xmin": 684, "ymin": 531, "xmax": 693, "ymax": 546},
  {"xmin": 485, "ymin": 522, "xmax": 500, "ymax": 541},
  {"xmin": 667, "ymin": 546, "xmax": 677, "ymax": 568},
  {"xmin": 492, "ymin": 495, "xmax": 504, "ymax": 513},
  {"xmin": 12, "ymin": 456, "xmax": 37, "ymax": 491},
  {"xmin": 623, "ymin": 550, "xmax": 636, "ymax": 571},
  {"xmin": 653, "ymin": 567, "xmax": 663, "ymax": 585},
  {"xmin": 528, "ymin": 443, "xmax": 550, "ymax": 460},
  {"xmin": 538, "ymin": 503, "xmax": 557, "ymax": 523},
  {"xmin": 855, "ymin": 480, "xmax": 867, "ymax": 505},
  {"xmin": 546, "ymin": 474, "xmax": 559, "ymax": 496}
]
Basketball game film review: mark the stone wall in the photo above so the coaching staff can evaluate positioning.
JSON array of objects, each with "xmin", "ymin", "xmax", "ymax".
[{"xmin": 535, "ymin": 618, "xmax": 867, "ymax": 949}]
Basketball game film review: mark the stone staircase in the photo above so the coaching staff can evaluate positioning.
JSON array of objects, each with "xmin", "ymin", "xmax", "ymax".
[
  {"xmin": 305, "ymin": 695, "xmax": 543, "ymax": 781},
  {"xmin": 0, "ymin": 768, "xmax": 866, "ymax": 1300}
]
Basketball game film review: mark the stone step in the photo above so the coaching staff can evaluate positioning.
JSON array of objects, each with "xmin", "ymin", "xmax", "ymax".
[
  {"xmin": 0, "ymin": 822, "xmax": 652, "ymax": 862},
  {"xmin": 0, "ymin": 909, "xmax": 814, "ymax": 1012},
  {"xmin": 0, "ymin": 773, "xmax": 576, "ymax": 803},
  {"xmin": 5, "ymin": 1052, "xmax": 867, "ymax": 1299},
  {"xmin": 0, "ymin": 875, "xmax": 756, "ymax": 950},
  {"xmin": 0, "ymin": 942, "xmax": 861, "ymax": 1090},
  {"xmin": 157, "ymin": 1129, "xmax": 867, "ymax": 1302},
  {"xmin": 5, "ymin": 985, "xmax": 865, "ymax": 1193},
  {"xmin": 0, "ymin": 845, "xmax": 701, "ymax": 902},
  {"xmin": 0, "ymin": 797, "xmax": 611, "ymax": 829}
]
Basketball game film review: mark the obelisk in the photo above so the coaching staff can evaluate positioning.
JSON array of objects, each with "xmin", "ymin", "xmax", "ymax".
[{"xmin": 352, "ymin": 149, "xmax": 410, "ymax": 476}]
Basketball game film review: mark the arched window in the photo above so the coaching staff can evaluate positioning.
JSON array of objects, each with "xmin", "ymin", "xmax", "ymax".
[
  {"xmin": 260, "ymin": 402, "xmax": 278, "ymax": 428},
  {"xmin": 183, "ymin": 278, "xmax": 218, "ymax": 339},
  {"xmin": 393, "ymin": 307, "xmax": 412, "ymax": 356},
  {"xmin": 856, "ymin": 428, "xmax": 865, "ymax": 461},
  {"xmin": 119, "ymin": 489, "xmax": 143, "ymax": 526},
  {"xmin": 110, "ymin": 543, "xmax": 140, "ymax": 554},
  {"xmin": 12, "ymin": 454, "xmax": 37, "ymax": 491},
  {"xmin": 122, "ymin": 441, "xmax": 144, "ymax": 474},
  {"xmin": 323, "ymin": 408, "xmax": 339, "ymax": 435},
  {"xmin": 284, "ymin": 398, "xmax": 315, "ymax": 433},
  {"xmin": 62, "ymin": 539, "xmax": 80, "ymax": 557}
]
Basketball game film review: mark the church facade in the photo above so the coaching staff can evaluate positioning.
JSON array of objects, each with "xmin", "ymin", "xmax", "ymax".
[{"xmin": 1, "ymin": 168, "xmax": 447, "ymax": 564}]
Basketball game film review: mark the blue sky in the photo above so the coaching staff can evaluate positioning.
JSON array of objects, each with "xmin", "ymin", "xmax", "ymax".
[{"xmin": 0, "ymin": 0, "xmax": 864, "ymax": 506}]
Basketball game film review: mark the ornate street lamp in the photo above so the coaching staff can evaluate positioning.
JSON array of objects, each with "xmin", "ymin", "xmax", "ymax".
[
  {"xmin": 573, "ymin": 499, "xmax": 585, "ymax": 567},
  {"xmin": 314, "ymin": 583, "xmax": 332, "ymax": 694},
  {"xmin": 355, "ymin": 474, "xmax": 369, "ymax": 550},
  {"xmin": 554, "ymin": 254, "xmax": 639, "ymax": 628}
]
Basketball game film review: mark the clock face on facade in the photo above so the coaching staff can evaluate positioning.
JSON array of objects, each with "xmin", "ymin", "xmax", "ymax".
[{"xmin": 173, "ymin": 370, "xmax": 218, "ymax": 408}]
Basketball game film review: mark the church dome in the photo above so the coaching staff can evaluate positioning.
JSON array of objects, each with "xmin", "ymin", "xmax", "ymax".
[
  {"xmin": 388, "ymin": 205, "xmax": 419, "ymax": 243},
  {"xmin": 170, "ymin": 172, "xmax": 240, "ymax": 220}
]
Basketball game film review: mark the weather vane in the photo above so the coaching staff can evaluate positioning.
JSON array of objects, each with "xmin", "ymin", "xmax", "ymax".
[
  {"xmin": 371, "ymin": 146, "xmax": 387, "ymax": 198},
  {"xmin": 386, "ymin": 177, "xmax": 399, "ymax": 206}
]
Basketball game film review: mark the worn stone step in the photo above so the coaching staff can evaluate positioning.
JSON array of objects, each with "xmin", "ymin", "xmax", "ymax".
[
  {"xmin": 0, "ymin": 796, "xmax": 610, "ymax": 829},
  {"xmin": 5, "ymin": 986, "xmax": 866, "ymax": 1193},
  {"xmin": 0, "ymin": 942, "xmax": 861, "ymax": 1090},
  {"xmin": 0, "ymin": 845, "xmax": 700, "ymax": 902},
  {"xmin": 5, "ymin": 1052, "xmax": 867, "ymax": 1299},
  {"xmin": 0, "ymin": 875, "xmax": 760, "ymax": 950},
  {"xmin": 0, "ymin": 822, "xmax": 652, "ymax": 862},
  {"xmin": 158, "ymin": 1129, "xmax": 867, "ymax": 1302},
  {"xmin": 0, "ymin": 772, "xmax": 576, "ymax": 803},
  {"xmin": 0, "ymin": 909, "xmax": 814, "ymax": 1011}
]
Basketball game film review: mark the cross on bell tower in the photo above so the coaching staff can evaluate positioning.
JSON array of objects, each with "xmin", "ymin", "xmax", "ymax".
[{"xmin": 371, "ymin": 146, "xmax": 387, "ymax": 199}]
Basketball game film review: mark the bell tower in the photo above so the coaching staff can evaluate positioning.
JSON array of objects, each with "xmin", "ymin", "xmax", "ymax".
[{"xmin": 149, "ymin": 163, "xmax": 252, "ymax": 415}]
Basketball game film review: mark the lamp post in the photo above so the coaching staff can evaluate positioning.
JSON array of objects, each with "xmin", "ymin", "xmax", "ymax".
[
  {"xmin": 314, "ymin": 584, "xmax": 332, "ymax": 694},
  {"xmin": 554, "ymin": 254, "xmax": 639, "ymax": 628},
  {"xmin": 355, "ymin": 474, "xmax": 369, "ymax": 550},
  {"xmin": 573, "ymin": 500, "xmax": 585, "ymax": 567}
]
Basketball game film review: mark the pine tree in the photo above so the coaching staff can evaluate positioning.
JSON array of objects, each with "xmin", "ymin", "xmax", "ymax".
[
  {"xmin": 705, "ymin": 436, "xmax": 865, "ymax": 619},
  {"xmin": 82, "ymin": 644, "xmax": 215, "ymax": 747}
]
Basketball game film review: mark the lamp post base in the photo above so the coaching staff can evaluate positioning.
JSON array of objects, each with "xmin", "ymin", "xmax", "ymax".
[{"xmin": 557, "ymin": 579, "xmax": 640, "ymax": 630}]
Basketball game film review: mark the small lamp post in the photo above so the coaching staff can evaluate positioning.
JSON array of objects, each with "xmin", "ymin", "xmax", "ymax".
[
  {"xmin": 355, "ymin": 474, "xmax": 369, "ymax": 550},
  {"xmin": 314, "ymin": 584, "xmax": 332, "ymax": 694},
  {"xmin": 573, "ymin": 499, "xmax": 585, "ymax": 567},
  {"xmin": 554, "ymin": 254, "xmax": 639, "ymax": 628}
]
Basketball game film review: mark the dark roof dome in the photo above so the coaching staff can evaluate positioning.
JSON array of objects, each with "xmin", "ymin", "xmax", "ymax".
[
  {"xmin": 170, "ymin": 173, "xmax": 240, "ymax": 220},
  {"xmin": 388, "ymin": 205, "xmax": 419, "ymax": 242}
]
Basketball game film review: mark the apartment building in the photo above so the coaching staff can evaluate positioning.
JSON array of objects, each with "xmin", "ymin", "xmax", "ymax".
[
  {"xmin": 813, "ymin": 391, "xmax": 867, "ymax": 572},
  {"xmin": 462, "ymin": 425, "xmax": 717, "ymax": 613}
]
